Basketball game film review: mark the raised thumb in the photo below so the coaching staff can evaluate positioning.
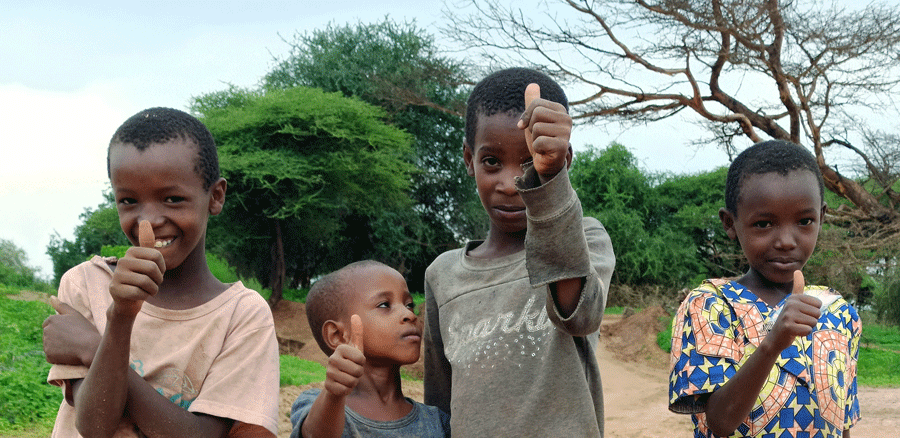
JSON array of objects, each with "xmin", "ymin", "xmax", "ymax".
[{"xmin": 792, "ymin": 270, "xmax": 805, "ymax": 295}]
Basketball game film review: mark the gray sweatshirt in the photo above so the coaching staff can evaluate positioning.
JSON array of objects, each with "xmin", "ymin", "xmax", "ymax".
[{"xmin": 424, "ymin": 164, "xmax": 616, "ymax": 437}]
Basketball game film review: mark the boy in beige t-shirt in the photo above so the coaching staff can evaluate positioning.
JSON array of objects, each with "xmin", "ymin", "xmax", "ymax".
[{"xmin": 42, "ymin": 107, "xmax": 279, "ymax": 437}]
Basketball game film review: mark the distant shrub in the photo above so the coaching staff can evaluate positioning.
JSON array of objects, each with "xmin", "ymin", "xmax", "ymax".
[{"xmin": 875, "ymin": 268, "xmax": 900, "ymax": 326}]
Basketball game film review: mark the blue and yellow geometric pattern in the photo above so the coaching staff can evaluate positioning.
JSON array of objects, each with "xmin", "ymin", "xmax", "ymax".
[{"xmin": 668, "ymin": 279, "xmax": 860, "ymax": 438}]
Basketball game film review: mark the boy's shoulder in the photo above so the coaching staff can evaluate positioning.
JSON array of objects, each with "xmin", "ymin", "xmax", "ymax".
[
  {"xmin": 425, "ymin": 245, "xmax": 469, "ymax": 278},
  {"xmin": 59, "ymin": 255, "xmax": 117, "ymax": 288}
]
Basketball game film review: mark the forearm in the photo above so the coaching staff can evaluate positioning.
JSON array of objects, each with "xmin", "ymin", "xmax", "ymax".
[
  {"xmin": 550, "ymin": 278, "xmax": 584, "ymax": 317},
  {"xmin": 123, "ymin": 369, "xmax": 231, "ymax": 438},
  {"xmin": 301, "ymin": 391, "xmax": 347, "ymax": 438},
  {"xmin": 705, "ymin": 342, "xmax": 781, "ymax": 436},
  {"xmin": 75, "ymin": 313, "xmax": 134, "ymax": 438}
]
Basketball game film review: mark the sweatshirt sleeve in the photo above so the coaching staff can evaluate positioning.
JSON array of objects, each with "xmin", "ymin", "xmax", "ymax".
[
  {"xmin": 516, "ymin": 162, "xmax": 615, "ymax": 336},
  {"xmin": 423, "ymin": 269, "xmax": 452, "ymax": 415}
]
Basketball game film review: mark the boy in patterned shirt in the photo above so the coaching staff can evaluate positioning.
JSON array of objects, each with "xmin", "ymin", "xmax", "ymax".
[{"xmin": 668, "ymin": 140, "xmax": 860, "ymax": 437}]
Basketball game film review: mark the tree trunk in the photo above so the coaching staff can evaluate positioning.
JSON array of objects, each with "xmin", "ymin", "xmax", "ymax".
[
  {"xmin": 817, "ymin": 156, "xmax": 898, "ymax": 224},
  {"xmin": 267, "ymin": 220, "xmax": 286, "ymax": 308}
]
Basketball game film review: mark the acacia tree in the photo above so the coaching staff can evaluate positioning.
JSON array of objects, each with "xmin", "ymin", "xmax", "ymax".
[
  {"xmin": 263, "ymin": 19, "xmax": 485, "ymax": 289},
  {"xmin": 445, "ymin": 0, "xmax": 900, "ymax": 227},
  {"xmin": 193, "ymin": 86, "xmax": 415, "ymax": 305}
]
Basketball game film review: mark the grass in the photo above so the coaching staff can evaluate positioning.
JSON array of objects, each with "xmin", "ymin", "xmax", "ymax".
[
  {"xmin": 0, "ymin": 295, "xmax": 60, "ymax": 437},
  {"xmin": 280, "ymin": 355, "xmax": 326, "ymax": 387}
]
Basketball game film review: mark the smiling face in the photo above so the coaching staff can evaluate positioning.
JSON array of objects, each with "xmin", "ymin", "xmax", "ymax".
[
  {"xmin": 343, "ymin": 265, "xmax": 421, "ymax": 366},
  {"xmin": 109, "ymin": 138, "xmax": 224, "ymax": 272},
  {"xmin": 722, "ymin": 169, "xmax": 825, "ymax": 290},
  {"xmin": 464, "ymin": 112, "xmax": 533, "ymax": 236}
]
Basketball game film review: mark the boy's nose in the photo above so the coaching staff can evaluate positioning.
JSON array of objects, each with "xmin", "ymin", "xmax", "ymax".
[
  {"xmin": 498, "ymin": 169, "xmax": 523, "ymax": 195},
  {"xmin": 773, "ymin": 228, "xmax": 797, "ymax": 250},
  {"xmin": 137, "ymin": 207, "xmax": 166, "ymax": 228},
  {"xmin": 402, "ymin": 306, "xmax": 418, "ymax": 323}
]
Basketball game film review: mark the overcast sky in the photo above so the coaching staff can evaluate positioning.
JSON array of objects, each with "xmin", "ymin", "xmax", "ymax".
[{"xmin": 3, "ymin": 0, "xmax": 875, "ymax": 278}]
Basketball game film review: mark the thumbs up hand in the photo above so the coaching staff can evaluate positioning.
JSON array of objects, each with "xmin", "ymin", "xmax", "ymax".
[
  {"xmin": 518, "ymin": 83, "xmax": 572, "ymax": 180},
  {"xmin": 765, "ymin": 270, "xmax": 822, "ymax": 352},
  {"xmin": 108, "ymin": 220, "xmax": 166, "ymax": 318},
  {"xmin": 43, "ymin": 296, "xmax": 101, "ymax": 367},
  {"xmin": 324, "ymin": 314, "xmax": 367, "ymax": 397}
]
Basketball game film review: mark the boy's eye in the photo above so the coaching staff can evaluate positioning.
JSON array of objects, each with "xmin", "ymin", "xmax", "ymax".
[
  {"xmin": 482, "ymin": 157, "xmax": 500, "ymax": 167},
  {"xmin": 165, "ymin": 196, "xmax": 185, "ymax": 203},
  {"xmin": 753, "ymin": 220, "xmax": 772, "ymax": 228},
  {"xmin": 377, "ymin": 302, "xmax": 390, "ymax": 308},
  {"xmin": 406, "ymin": 302, "xmax": 415, "ymax": 310},
  {"xmin": 118, "ymin": 198, "xmax": 136, "ymax": 205},
  {"xmin": 799, "ymin": 218, "xmax": 814, "ymax": 226}
]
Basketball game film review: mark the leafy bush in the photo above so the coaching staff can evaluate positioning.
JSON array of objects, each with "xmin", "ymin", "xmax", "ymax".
[
  {"xmin": 875, "ymin": 269, "xmax": 900, "ymax": 326},
  {"xmin": 0, "ymin": 297, "xmax": 59, "ymax": 435}
]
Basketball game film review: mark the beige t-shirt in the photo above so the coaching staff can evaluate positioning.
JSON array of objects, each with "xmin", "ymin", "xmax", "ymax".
[{"xmin": 48, "ymin": 256, "xmax": 279, "ymax": 437}]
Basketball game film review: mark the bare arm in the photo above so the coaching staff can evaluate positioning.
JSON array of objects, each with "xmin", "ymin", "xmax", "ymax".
[
  {"xmin": 75, "ymin": 309, "xmax": 135, "ymax": 437},
  {"xmin": 301, "ymin": 315, "xmax": 365, "ymax": 438}
]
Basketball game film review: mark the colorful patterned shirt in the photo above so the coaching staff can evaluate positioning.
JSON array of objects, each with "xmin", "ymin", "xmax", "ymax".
[{"xmin": 669, "ymin": 279, "xmax": 861, "ymax": 438}]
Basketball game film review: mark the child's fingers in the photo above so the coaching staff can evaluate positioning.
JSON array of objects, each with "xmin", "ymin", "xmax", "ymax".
[
  {"xmin": 350, "ymin": 314, "xmax": 364, "ymax": 352},
  {"xmin": 138, "ymin": 220, "xmax": 155, "ymax": 248},
  {"xmin": 792, "ymin": 270, "xmax": 805, "ymax": 295}
]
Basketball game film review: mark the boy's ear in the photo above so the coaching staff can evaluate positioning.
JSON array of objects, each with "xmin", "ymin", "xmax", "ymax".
[
  {"xmin": 719, "ymin": 207, "xmax": 737, "ymax": 240},
  {"xmin": 565, "ymin": 143, "xmax": 573, "ymax": 170},
  {"xmin": 208, "ymin": 178, "xmax": 227, "ymax": 215},
  {"xmin": 322, "ymin": 319, "xmax": 346, "ymax": 352},
  {"xmin": 463, "ymin": 144, "xmax": 475, "ymax": 177}
]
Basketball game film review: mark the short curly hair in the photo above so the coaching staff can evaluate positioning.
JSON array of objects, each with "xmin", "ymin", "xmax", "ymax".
[
  {"xmin": 305, "ymin": 260, "xmax": 391, "ymax": 355},
  {"xmin": 725, "ymin": 139, "xmax": 825, "ymax": 214},
  {"xmin": 107, "ymin": 107, "xmax": 220, "ymax": 191},
  {"xmin": 465, "ymin": 67, "xmax": 568, "ymax": 150}
]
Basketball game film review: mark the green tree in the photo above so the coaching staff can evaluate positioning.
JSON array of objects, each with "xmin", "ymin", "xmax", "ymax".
[
  {"xmin": 263, "ymin": 19, "xmax": 483, "ymax": 288},
  {"xmin": 45, "ymin": 192, "xmax": 128, "ymax": 285},
  {"xmin": 193, "ymin": 86, "xmax": 416, "ymax": 305},
  {"xmin": 0, "ymin": 239, "xmax": 38, "ymax": 287},
  {"xmin": 571, "ymin": 144, "xmax": 734, "ymax": 288}
]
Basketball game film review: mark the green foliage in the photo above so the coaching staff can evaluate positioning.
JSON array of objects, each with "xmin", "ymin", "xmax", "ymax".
[
  {"xmin": 279, "ymin": 355, "xmax": 326, "ymax": 387},
  {"xmin": 100, "ymin": 245, "xmax": 128, "ymax": 259},
  {"xmin": 0, "ymin": 296, "xmax": 59, "ymax": 435},
  {"xmin": 874, "ymin": 267, "xmax": 900, "ymax": 326},
  {"xmin": 196, "ymin": 85, "xmax": 417, "ymax": 302},
  {"xmin": 658, "ymin": 315, "xmax": 675, "ymax": 353},
  {"xmin": 283, "ymin": 287, "xmax": 309, "ymax": 303},
  {"xmin": 571, "ymin": 144, "xmax": 734, "ymax": 289},
  {"xmin": 260, "ymin": 18, "xmax": 481, "ymax": 295},
  {"xmin": 0, "ymin": 239, "xmax": 52, "ymax": 293}
]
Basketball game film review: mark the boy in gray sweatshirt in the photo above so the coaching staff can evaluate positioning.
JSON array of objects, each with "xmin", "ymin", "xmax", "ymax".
[{"xmin": 423, "ymin": 67, "xmax": 616, "ymax": 436}]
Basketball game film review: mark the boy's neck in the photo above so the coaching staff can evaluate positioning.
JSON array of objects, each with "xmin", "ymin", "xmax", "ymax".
[
  {"xmin": 735, "ymin": 269, "xmax": 795, "ymax": 307},
  {"xmin": 345, "ymin": 364, "xmax": 411, "ymax": 422},
  {"xmin": 468, "ymin": 227, "xmax": 526, "ymax": 259},
  {"xmin": 150, "ymin": 245, "xmax": 228, "ymax": 310}
]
